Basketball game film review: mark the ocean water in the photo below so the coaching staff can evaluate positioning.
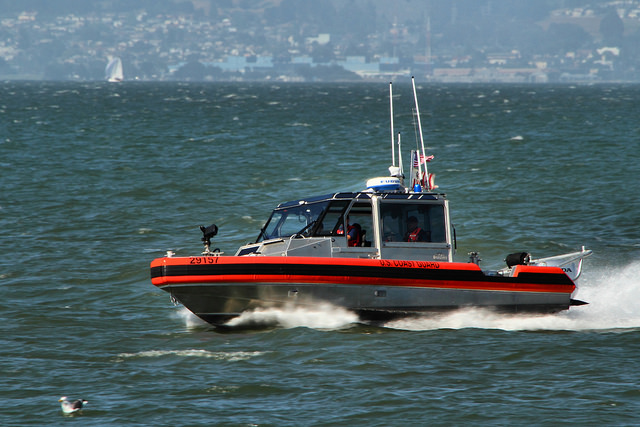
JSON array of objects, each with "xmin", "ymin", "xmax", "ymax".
[{"xmin": 2, "ymin": 81, "xmax": 640, "ymax": 426}]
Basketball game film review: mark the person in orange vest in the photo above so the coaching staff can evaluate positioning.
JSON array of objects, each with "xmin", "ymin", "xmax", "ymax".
[
  {"xmin": 347, "ymin": 222, "xmax": 362, "ymax": 246},
  {"xmin": 338, "ymin": 216, "xmax": 362, "ymax": 247},
  {"xmin": 404, "ymin": 216, "xmax": 428, "ymax": 242}
]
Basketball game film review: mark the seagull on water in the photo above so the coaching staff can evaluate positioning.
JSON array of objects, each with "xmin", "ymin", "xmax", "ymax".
[{"xmin": 58, "ymin": 396, "xmax": 88, "ymax": 414}]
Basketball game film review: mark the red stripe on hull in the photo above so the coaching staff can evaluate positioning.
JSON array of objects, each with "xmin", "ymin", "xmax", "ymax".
[{"xmin": 150, "ymin": 256, "xmax": 575, "ymax": 295}]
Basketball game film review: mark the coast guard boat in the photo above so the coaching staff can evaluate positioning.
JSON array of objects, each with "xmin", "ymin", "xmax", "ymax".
[{"xmin": 150, "ymin": 79, "xmax": 592, "ymax": 326}]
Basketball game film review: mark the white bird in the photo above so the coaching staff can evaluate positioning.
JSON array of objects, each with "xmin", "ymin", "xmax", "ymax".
[{"xmin": 58, "ymin": 396, "xmax": 88, "ymax": 414}]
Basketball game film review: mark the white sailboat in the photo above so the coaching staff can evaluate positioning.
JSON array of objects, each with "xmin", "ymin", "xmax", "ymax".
[{"xmin": 105, "ymin": 57, "xmax": 123, "ymax": 82}]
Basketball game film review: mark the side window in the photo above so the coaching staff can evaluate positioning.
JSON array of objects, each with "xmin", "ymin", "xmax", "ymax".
[
  {"xmin": 380, "ymin": 204, "xmax": 403, "ymax": 242},
  {"xmin": 344, "ymin": 203, "xmax": 373, "ymax": 246},
  {"xmin": 428, "ymin": 206, "xmax": 446, "ymax": 243},
  {"xmin": 380, "ymin": 203, "xmax": 446, "ymax": 243}
]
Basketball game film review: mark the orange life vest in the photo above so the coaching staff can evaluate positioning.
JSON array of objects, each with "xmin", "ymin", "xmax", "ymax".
[
  {"xmin": 407, "ymin": 227, "xmax": 423, "ymax": 242},
  {"xmin": 347, "ymin": 224, "xmax": 361, "ymax": 247}
]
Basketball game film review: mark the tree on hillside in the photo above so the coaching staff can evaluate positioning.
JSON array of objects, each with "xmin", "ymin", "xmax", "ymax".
[{"xmin": 546, "ymin": 23, "xmax": 592, "ymax": 54}]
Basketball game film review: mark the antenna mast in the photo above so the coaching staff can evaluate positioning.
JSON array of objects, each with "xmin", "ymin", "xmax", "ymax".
[
  {"xmin": 397, "ymin": 132, "xmax": 403, "ymax": 177},
  {"xmin": 389, "ymin": 82, "xmax": 395, "ymax": 167},
  {"xmin": 411, "ymin": 76, "xmax": 429, "ymax": 184}
]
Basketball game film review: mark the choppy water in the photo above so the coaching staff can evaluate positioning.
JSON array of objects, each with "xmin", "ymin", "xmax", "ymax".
[{"xmin": 2, "ymin": 81, "xmax": 640, "ymax": 425}]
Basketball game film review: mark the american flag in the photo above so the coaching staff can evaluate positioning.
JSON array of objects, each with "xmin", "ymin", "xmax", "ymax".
[{"xmin": 412, "ymin": 152, "xmax": 434, "ymax": 167}]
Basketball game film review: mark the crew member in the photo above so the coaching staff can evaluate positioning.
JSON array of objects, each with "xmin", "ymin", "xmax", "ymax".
[
  {"xmin": 338, "ymin": 216, "xmax": 362, "ymax": 247},
  {"xmin": 404, "ymin": 216, "xmax": 428, "ymax": 242}
]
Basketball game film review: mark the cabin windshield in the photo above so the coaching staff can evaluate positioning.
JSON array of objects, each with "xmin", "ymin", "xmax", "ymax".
[
  {"xmin": 313, "ymin": 200, "xmax": 350, "ymax": 236},
  {"xmin": 257, "ymin": 201, "xmax": 331, "ymax": 242},
  {"xmin": 380, "ymin": 202, "xmax": 447, "ymax": 243}
]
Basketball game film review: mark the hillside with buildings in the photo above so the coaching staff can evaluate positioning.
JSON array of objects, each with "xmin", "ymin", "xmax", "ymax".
[{"xmin": 1, "ymin": 0, "xmax": 640, "ymax": 82}]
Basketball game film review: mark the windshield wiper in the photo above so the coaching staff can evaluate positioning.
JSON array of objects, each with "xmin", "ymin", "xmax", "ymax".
[{"xmin": 292, "ymin": 220, "xmax": 317, "ymax": 238}]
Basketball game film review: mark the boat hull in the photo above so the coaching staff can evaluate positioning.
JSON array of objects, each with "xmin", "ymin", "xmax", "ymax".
[{"xmin": 150, "ymin": 256, "xmax": 577, "ymax": 326}]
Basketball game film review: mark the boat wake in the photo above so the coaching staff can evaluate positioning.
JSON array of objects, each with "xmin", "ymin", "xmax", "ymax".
[
  {"xmin": 385, "ymin": 260, "xmax": 640, "ymax": 332},
  {"xmin": 116, "ymin": 349, "xmax": 263, "ymax": 362}
]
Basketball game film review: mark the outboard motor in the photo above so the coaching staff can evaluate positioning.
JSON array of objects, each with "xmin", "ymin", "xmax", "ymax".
[{"xmin": 505, "ymin": 252, "xmax": 531, "ymax": 268}]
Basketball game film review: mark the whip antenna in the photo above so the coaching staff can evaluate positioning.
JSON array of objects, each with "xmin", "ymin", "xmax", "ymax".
[
  {"xmin": 411, "ymin": 76, "xmax": 429, "ymax": 181},
  {"xmin": 389, "ymin": 82, "xmax": 395, "ymax": 167},
  {"xmin": 397, "ymin": 132, "xmax": 403, "ymax": 177}
]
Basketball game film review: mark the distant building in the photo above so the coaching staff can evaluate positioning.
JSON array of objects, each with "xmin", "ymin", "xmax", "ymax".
[{"xmin": 306, "ymin": 34, "xmax": 330, "ymax": 45}]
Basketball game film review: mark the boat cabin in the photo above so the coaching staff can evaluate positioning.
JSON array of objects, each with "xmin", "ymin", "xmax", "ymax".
[{"xmin": 236, "ymin": 191, "xmax": 454, "ymax": 262}]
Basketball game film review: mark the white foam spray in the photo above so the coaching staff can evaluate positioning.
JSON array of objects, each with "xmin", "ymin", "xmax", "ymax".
[
  {"xmin": 174, "ymin": 303, "xmax": 358, "ymax": 331},
  {"xmin": 173, "ymin": 307, "xmax": 209, "ymax": 328},
  {"xmin": 225, "ymin": 303, "xmax": 359, "ymax": 330},
  {"xmin": 116, "ymin": 349, "xmax": 263, "ymax": 361},
  {"xmin": 386, "ymin": 260, "xmax": 640, "ymax": 332}
]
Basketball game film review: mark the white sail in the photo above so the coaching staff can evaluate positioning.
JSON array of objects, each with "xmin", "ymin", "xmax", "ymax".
[{"xmin": 105, "ymin": 57, "xmax": 123, "ymax": 82}]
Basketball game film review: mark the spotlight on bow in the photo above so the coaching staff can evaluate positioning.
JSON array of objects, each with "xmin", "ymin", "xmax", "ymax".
[{"xmin": 199, "ymin": 224, "xmax": 219, "ymax": 255}]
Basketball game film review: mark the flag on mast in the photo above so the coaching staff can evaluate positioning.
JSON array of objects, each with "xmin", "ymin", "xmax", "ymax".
[
  {"xmin": 410, "ymin": 150, "xmax": 436, "ymax": 191},
  {"xmin": 412, "ymin": 153, "xmax": 434, "ymax": 167}
]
